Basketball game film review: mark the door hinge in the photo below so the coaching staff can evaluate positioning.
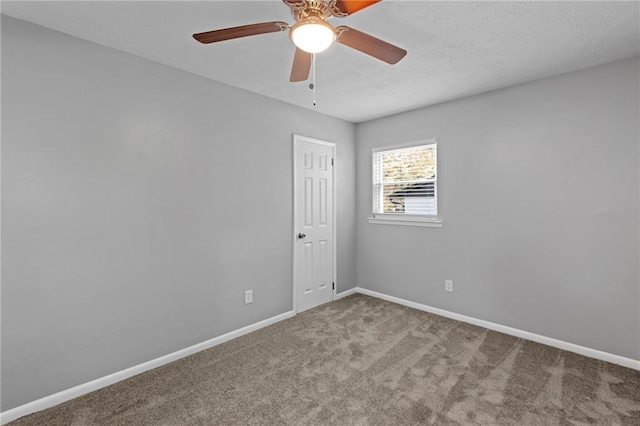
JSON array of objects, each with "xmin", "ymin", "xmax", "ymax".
[
  {"xmin": 331, "ymin": 158, "xmax": 334, "ymax": 166},
  {"xmin": 332, "ymin": 282, "xmax": 335, "ymax": 290}
]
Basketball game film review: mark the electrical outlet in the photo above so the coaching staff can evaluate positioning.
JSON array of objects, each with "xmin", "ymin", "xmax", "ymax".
[
  {"xmin": 445, "ymin": 280, "xmax": 453, "ymax": 292},
  {"xmin": 245, "ymin": 290, "xmax": 253, "ymax": 304}
]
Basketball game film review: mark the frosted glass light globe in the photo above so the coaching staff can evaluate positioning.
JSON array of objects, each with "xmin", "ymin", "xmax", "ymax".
[{"xmin": 290, "ymin": 19, "xmax": 335, "ymax": 54}]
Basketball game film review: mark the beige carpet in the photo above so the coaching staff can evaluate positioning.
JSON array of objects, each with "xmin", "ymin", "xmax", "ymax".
[{"xmin": 8, "ymin": 294, "xmax": 640, "ymax": 425}]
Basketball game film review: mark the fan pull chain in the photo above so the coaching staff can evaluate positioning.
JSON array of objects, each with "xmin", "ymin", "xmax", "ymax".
[{"xmin": 310, "ymin": 53, "xmax": 317, "ymax": 106}]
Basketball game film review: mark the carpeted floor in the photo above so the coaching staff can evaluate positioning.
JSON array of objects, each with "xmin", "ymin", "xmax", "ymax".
[{"xmin": 8, "ymin": 294, "xmax": 640, "ymax": 425}]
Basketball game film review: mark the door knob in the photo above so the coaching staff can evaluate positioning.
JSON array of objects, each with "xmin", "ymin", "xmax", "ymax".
[{"xmin": 297, "ymin": 233, "xmax": 306, "ymax": 239}]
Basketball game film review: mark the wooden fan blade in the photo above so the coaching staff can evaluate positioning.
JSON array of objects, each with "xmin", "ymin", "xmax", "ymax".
[
  {"xmin": 333, "ymin": 0, "xmax": 382, "ymax": 16},
  {"xmin": 290, "ymin": 48, "xmax": 312, "ymax": 82},
  {"xmin": 193, "ymin": 21, "xmax": 288, "ymax": 44},
  {"xmin": 336, "ymin": 26, "xmax": 406, "ymax": 64}
]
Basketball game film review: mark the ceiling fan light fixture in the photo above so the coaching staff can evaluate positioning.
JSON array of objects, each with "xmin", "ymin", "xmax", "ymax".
[{"xmin": 290, "ymin": 18, "xmax": 335, "ymax": 54}]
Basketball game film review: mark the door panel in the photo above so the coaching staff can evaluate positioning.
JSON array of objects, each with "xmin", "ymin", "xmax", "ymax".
[
  {"xmin": 304, "ymin": 242, "xmax": 313, "ymax": 294},
  {"xmin": 304, "ymin": 177, "xmax": 313, "ymax": 226},
  {"xmin": 294, "ymin": 137, "xmax": 334, "ymax": 313},
  {"xmin": 319, "ymin": 239, "xmax": 328, "ymax": 290},
  {"xmin": 319, "ymin": 178, "xmax": 327, "ymax": 225}
]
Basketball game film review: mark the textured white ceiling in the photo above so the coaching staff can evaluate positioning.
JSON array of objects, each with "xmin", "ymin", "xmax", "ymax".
[{"xmin": 2, "ymin": 1, "xmax": 639, "ymax": 123}]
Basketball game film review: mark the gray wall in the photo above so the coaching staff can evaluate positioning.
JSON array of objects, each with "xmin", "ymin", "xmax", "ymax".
[
  {"xmin": 1, "ymin": 15, "xmax": 356, "ymax": 411},
  {"xmin": 356, "ymin": 57, "xmax": 640, "ymax": 361}
]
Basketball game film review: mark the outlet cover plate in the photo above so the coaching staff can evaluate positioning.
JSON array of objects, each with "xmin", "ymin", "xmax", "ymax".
[
  {"xmin": 245, "ymin": 290, "xmax": 253, "ymax": 304},
  {"xmin": 445, "ymin": 280, "xmax": 453, "ymax": 292}
]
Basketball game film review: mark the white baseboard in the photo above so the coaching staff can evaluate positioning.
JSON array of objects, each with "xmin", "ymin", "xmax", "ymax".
[
  {"xmin": 355, "ymin": 287, "xmax": 640, "ymax": 371},
  {"xmin": 335, "ymin": 287, "xmax": 358, "ymax": 300},
  {"xmin": 0, "ymin": 310, "xmax": 296, "ymax": 425}
]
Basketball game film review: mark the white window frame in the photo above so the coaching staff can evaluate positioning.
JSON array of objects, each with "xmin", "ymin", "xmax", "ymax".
[{"xmin": 368, "ymin": 139, "xmax": 442, "ymax": 228}]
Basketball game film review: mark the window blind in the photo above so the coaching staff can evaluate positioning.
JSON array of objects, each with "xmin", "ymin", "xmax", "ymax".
[{"xmin": 372, "ymin": 143, "xmax": 437, "ymax": 216}]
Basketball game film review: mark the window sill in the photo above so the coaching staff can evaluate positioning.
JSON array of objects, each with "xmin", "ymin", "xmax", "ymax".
[{"xmin": 367, "ymin": 216, "xmax": 443, "ymax": 228}]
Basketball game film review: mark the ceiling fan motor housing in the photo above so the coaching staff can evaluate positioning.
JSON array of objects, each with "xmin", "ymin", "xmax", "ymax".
[{"xmin": 285, "ymin": 0, "xmax": 340, "ymax": 22}]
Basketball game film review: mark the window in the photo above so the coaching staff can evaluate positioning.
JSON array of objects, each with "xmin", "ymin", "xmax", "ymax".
[{"xmin": 369, "ymin": 140, "xmax": 441, "ymax": 227}]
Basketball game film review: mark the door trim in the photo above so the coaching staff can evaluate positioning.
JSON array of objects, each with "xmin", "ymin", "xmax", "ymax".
[{"xmin": 292, "ymin": 134, "xmax": 337, "ymax": 314}]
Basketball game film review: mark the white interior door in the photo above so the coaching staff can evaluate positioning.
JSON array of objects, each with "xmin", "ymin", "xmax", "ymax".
[{"xmin": 294, "ymin": 135, "xmax": 335, "ymax": 313}]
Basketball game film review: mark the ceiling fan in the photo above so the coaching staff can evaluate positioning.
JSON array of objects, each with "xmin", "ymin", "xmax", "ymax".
[{"xmin": 193, "ymin": 0, "xmax": 407, "ymax": 83}]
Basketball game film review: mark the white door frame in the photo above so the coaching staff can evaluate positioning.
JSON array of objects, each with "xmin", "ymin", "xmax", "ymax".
[{"xmin": 292, "ymin": 134, "xmax": 337, "ymax": 314}]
